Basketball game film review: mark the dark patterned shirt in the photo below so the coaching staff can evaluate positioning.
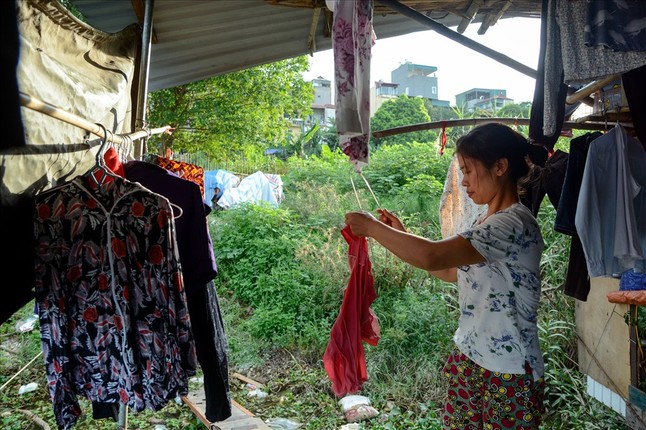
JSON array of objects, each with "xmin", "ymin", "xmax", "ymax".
[{"xmin": 34, "ymin": 175, "xmax": 196, "ymax": 430}]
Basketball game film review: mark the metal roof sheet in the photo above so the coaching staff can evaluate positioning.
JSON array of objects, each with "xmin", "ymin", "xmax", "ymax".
[{"xmin": 67, "ymin": 0, "xmax": 542, "ymax": 91}]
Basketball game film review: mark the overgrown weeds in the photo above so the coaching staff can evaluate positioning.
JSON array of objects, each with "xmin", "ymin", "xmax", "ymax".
[
  {"xmin": 212, "ymin": 143, "xmax": 625, "ymax": 429},
  {"xmin": 0, "ymin": 140, "xmax": 626, "ymax": 429}
]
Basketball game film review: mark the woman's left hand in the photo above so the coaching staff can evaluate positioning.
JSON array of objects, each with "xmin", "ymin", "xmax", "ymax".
[{"xmin": 345, "ymin": 211, "xmax": 378, "ymax": 237}]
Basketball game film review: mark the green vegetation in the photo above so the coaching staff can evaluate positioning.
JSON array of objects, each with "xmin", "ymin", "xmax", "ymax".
[
  {"xmin": 210, "ymin": 140, "xmax": 625, "ymax": 429},
  {"xmin": 146, "ymin": 56, "xmax": 313, "ymax": 160},
  {"xmin": 371, "ymin": 95, "xmax": 436, "ymax": 147}
]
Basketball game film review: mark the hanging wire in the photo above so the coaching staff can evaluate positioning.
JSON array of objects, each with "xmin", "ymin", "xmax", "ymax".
[
  {"xmin": 350, "ymin": 175, "xmax": 363, "ymax": 210},
  {"xmin": 359, "ymin": 172, "xmax": 381, "ymax": 209}
]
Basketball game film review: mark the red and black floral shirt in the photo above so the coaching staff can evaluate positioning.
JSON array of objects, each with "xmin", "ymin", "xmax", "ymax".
[{"xmin": 33, "ymin": 176, "xmax": 196, "ymax": 430}]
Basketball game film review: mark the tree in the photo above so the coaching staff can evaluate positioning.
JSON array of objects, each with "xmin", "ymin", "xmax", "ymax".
[
  {"xmin": 318, "ymin": 119, "xmax": 340, "ymax": 152},
  {"xmin": 146, "ymin": 56, "xmax": 314, "ymax": 160},
  {"xmin": 284, "ymin": 123, "xmax": 320, "ymax": 157},
  {"xmin": 423, "ymin": 100, "xmax": 460, "ymax": 123},
  {"xmin": 370, "ymin": 94, "xmax": 436, "ymax": 147},
  {"xmin": 496, "ymin": 101, "xmax": 532, "ymax": 119}
]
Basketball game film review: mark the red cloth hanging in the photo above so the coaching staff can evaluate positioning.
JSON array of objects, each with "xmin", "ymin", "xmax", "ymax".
[
  {"xmin": 440, "ymin": 122, "xmax": 447, "ymax": 156},
  {"xmin": 103, "ymin": 147, "xmax": 124, "ymax": 176},
  {"xmin": 323, "ymin": 225, "xmax": 380, "ymax": 398}
]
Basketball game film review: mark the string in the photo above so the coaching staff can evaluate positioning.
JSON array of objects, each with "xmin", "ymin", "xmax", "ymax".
[
  {"xmin": 359, "ymin": 172, "xmax": 381, "ymax": 209},
  {"xmin": 350, "ymin": 175, "xmax": 363, "ymax": 210},
  {"xmin": 354, "ymin": 172, "xmax": 384, "ymax": 263}
]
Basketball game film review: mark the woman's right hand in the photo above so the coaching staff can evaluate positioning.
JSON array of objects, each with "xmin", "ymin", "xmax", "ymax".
[
  {"xmin": 345, "ymin": 211, "xmax": 379, "ymax": 237},
  {"xmin": 377, "ymin": 209, "xmax": 406, "ymax": 232}
]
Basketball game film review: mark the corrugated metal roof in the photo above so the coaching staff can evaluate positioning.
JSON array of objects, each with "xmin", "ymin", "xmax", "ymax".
[{"xmin": 67, "ymin": 0, "xmax": 542, "ymax": 91}]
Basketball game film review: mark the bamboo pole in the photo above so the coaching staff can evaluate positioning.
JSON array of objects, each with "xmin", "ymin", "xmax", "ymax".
[
  {"xmin": 19, "ymin": 92, "xmax": 172, "ymax": 144},
  {"xmin": 0, "ymin": 351, "xmax": 42, "ymax": 392},
  {"xmin": 372, "ymin": 117, "xmax": 631, "ymax": 138}
]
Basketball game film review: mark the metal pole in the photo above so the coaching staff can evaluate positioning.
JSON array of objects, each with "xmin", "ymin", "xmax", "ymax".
[
  {"xmin": 117, "ymin": 403, "xmax": 128, "ymax": 429},
  {"xmin": 134, "ymin": 0, "xmax": 155, "ymax": 159},
  {"xmin": 375, "ymin": 0, "xmax": 537, "ymax": 79}
]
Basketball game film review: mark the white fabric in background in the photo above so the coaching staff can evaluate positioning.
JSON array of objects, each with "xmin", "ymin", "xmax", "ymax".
[
  {"xmin": 204, "ymin": 169, "xmax": 241, "ymax": 205},
  {"xmin": 216, "ymin": 171, "xmax": 282, "ymax": 210},
  {"xmin": 439, "ymin": 155, "xmax": 486, "ymax": 239}
]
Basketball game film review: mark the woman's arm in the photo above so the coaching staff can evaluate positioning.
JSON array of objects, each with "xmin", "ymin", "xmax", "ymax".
[{"xmin": 345, "ymin": 211, "xmax": 485, "ymax": 273}]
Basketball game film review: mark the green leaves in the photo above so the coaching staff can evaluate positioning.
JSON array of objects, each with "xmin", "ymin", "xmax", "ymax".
[
  {"xmin": 210, "ymin": 203, "xmax": 339, "ymax": 351},
  {"xmin": 371, "ymin": 95, "xmax": 436, "ymax": 147},
  {"xmin": 146, "ymin": 56, "xmax": 313, "ymax": 160}
]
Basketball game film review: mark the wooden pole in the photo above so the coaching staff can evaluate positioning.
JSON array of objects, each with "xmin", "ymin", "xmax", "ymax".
[
  {"xmin": 372, "ymin": 117, "xmax": 632, "ymax": 138},
  {"xmin": 19, "ymin": 92, "xmax": 172, "ymax": 144},
  {"xmin": 374, "ymin": 0, "xmax": 537, "ymax": 79}
]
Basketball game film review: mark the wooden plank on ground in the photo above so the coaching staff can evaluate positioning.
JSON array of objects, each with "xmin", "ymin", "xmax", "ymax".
[
  {"xmin": 182, "ymin": 387, "xmax": 272, "ymax": 430},
  {"xmin": 232, "ymin": 372, "xmax": 265, "ymax": 389}
]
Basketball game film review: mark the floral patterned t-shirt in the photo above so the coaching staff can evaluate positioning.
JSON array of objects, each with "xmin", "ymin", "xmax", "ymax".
[
  {"xmin": 34, "ymin": 176, "xmax": 196, "ymax": 430},
  {"xmin": 456, "ymin": 202, "xmax": 544, "ymax": 379}
]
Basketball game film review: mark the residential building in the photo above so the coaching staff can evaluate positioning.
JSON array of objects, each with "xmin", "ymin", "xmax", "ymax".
[
  {"xmin": 391, "ymin": 62, "xmax": 439, "ymax": 100},
  {"xmin": 293, "ymin": 76, "xmax": 335, "ymax": 141},
  {"xmin": 455, "ymin": 88, "xmax": 514, "ymax": 112},
  {"xmin": 370, "ymin": 80, "xmax": 399, "ymax": 115},
  {"xmin": 309, "ymin": 76, "xmax": 335, "ymax": 126},
  {"xmin": 370, "ymin": 61, "xmax": 451, "ymax": 116}
]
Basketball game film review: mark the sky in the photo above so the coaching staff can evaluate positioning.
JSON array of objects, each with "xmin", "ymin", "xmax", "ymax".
[{"xmin": 303, "ymin": 17, "xmax": 542, "ymax": 105}]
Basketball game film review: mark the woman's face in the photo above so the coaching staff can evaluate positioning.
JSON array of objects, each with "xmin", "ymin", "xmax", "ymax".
[{"xmin": 458, "ymin": 155, "xmax": 499, "ymax": 205}]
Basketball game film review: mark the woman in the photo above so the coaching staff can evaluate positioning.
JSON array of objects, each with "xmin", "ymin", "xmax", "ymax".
[{"xmin": 345, "ymin": 123, "xmax": 547, "ymax": 429}]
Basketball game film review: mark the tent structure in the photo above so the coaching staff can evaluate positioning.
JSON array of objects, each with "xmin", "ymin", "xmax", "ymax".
[{"xmin": 4, "ymin": 0, "xmax": 554, "ymax": 325}]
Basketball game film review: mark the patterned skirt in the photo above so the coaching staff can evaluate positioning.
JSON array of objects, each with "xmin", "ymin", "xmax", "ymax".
[{"xmin": 441, "ymin": 347, "xmax": 545, "ymax": 430}]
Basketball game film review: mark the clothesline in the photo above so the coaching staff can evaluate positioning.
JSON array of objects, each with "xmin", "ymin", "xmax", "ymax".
[
  {"xmin": 372, "ymin": 116, "xmax": 634, "ymax": 139},
  {"xmin": 18, "ymin": 91, "xmax": 172, "ymax": 144}
]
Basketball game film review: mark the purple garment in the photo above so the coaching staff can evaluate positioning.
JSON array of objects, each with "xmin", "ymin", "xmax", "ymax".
[
  {"xmin": 333, "ymin": 0, "xmax": 374, "ymax": 171},
  {"xmin": 123, "ymin": 160, "xmax": 217, "ymax": 291},
  {"xmin": 123, "ymin": 160, "xmax": 231, "ymax": 422}
]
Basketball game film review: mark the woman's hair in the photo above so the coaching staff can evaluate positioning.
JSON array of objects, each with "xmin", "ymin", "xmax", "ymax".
[{"xmin": 455, "ymin": 122, "xmax": 548, "ymax": 185}]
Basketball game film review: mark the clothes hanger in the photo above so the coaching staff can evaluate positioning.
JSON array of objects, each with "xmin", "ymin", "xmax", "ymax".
[
  {"xmin": 118, "ymin": 134, "xmax": 136, "ymax": 163},
  {"xmin": 86, "ymin": 123, "xmax": 121, "ymax": 188},
  {"xmin": 169, "ymin": 202, "xmax": 184, "ymax": 219}
]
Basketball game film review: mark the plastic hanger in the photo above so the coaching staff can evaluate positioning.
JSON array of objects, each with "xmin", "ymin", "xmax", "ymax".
[{"xmin": 86, "ymin": 123, "xmax": 121, "ymax": 188}]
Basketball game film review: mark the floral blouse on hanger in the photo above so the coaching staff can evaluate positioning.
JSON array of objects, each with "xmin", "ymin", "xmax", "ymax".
[{"xmin": 33, "ymin": 176, "xmax": 196, "ymax": 430}]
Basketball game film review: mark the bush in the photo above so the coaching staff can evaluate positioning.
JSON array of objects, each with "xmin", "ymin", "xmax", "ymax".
[{"xmin": 210, "ymin": 202, "xmax": 341, "ymax": 352}]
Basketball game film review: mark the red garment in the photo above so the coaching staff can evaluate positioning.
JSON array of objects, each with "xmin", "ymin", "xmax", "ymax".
[
  {"xmin": 103, "ymin": 147, "xmax": 124, "ymax": 176},
  {"xmin": 323, "ymin": 225, "xmax": 380, "ymax": 398},
  {"xmin": 152, "ymin": 155, "xmax": 205, "ymax": 198}
]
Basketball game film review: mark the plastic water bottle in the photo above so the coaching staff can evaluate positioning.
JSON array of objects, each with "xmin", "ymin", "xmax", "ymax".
[{"xmin": 18, "ymin": 382, "xmax": 38, "ymax": 394}]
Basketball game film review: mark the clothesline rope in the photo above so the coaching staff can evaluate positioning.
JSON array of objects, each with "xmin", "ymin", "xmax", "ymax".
[
  {"xmin": 349, "ymin": 172, "xmax": 382, "ymax": 211},
  {"xmin": 349, "ymin": 171, "xmax": 386, "ymax": 265}
]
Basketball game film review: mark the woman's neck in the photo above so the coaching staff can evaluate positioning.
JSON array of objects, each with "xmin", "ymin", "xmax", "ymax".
[{"xmin": 486, "ymin": 186, "xmax": 519, "ymax": 217}]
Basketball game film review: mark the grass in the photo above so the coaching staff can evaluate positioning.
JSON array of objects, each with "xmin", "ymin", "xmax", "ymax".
[{"xmin": 0, "ymin": 143, "xmax": 629, "ymax": 429}]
